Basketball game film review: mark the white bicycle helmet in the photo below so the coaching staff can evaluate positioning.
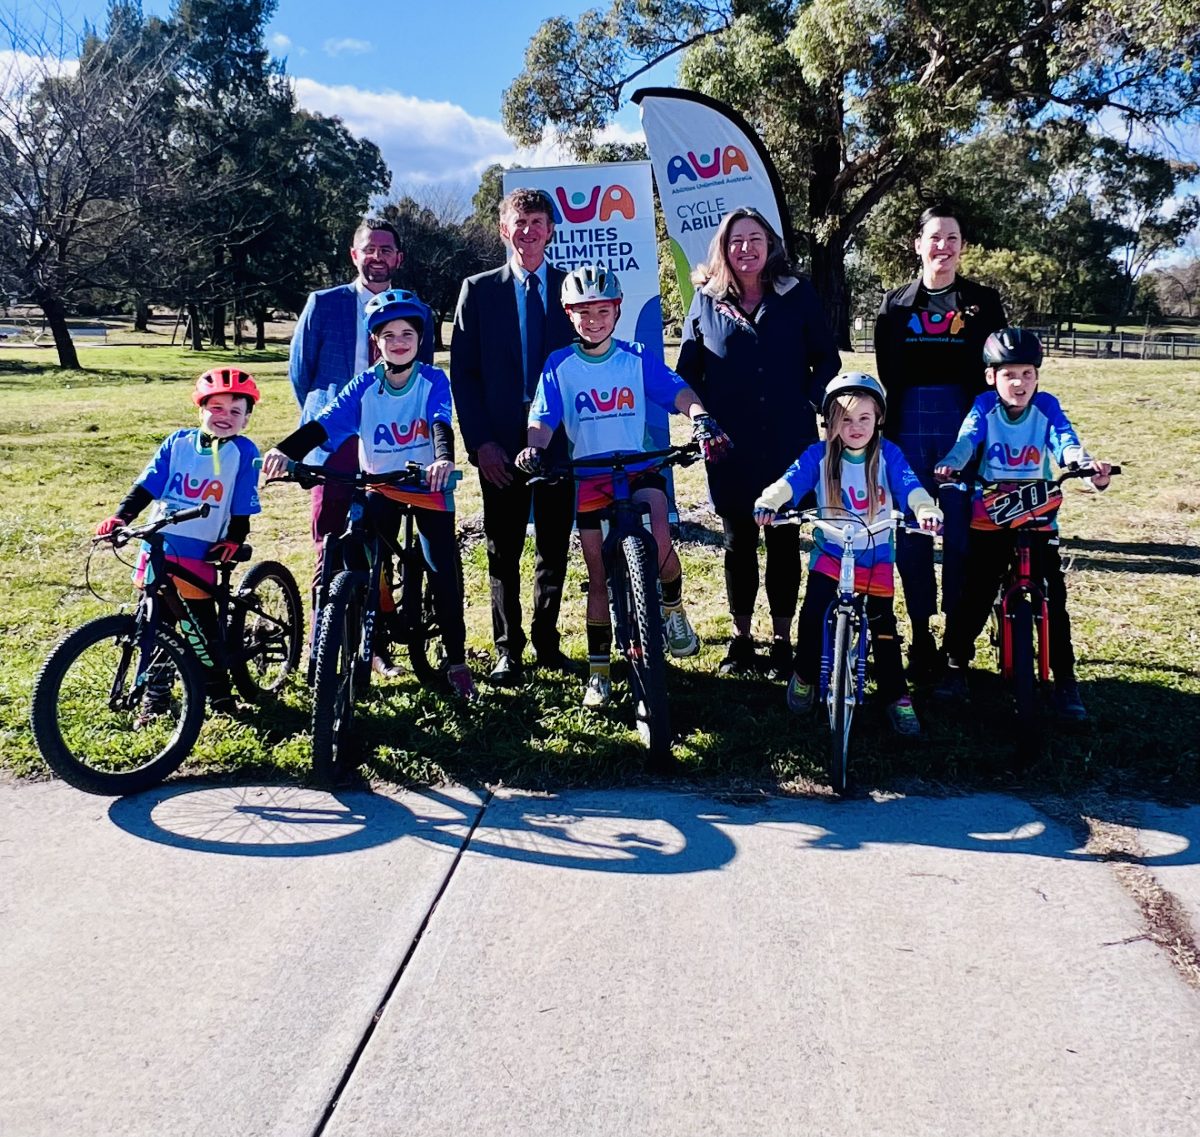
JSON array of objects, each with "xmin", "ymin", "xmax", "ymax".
[
  {"xmin": 822, "ymin": 372, "xmax": 887, "ymax": 423},
  {"xmin": 560, "ymin": 264, "xmax": 623, "ymax": 306}
]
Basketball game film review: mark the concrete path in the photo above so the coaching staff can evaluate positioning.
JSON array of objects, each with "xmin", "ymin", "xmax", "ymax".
[{"xmin": 2, "ymin": 782, "xmax": 1198, "ymax": 1137}]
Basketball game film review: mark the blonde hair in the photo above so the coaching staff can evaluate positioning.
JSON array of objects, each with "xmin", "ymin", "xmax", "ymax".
[
  {"xmin": 691, "ymin": 207, "xmax": 793, "ymax": 300},
  {"xmin": 823, "ymin": 395, "xmax": 883, "ymax": 523}
]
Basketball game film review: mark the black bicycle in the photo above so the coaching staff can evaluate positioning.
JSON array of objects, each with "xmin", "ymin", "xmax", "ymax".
[
  {"xmin": 31, "ymin": 505, "xmax": 304, "ymax": 795},
  {"xmin": 274, "ymin": 461, "xmax": 462, "ymax": 783},
  {"xmin": 533, "ymin": 443, "xmax": 701, "ymax": 763}
]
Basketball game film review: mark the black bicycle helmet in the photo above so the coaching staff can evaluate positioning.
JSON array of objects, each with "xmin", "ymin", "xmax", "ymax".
[
  {"xmin": 822, "ymin": 372, "xmax": 887, "ymax": 423},
  {"xmin": 983, "ymin": 327, "xmax": 1043, "ymax": 368}
]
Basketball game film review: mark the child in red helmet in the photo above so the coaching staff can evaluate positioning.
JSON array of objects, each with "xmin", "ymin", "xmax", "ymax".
[{"xmin": 95, "ymin": 368, "xmax": 263, "ymax": 716}]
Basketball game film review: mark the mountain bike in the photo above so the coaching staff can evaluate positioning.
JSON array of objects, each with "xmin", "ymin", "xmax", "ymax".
[
  {"xmin": 31, "ymin": 504, "xmax": 304, "ymax": 795},
  {"xmin": 772, "ymin": 508, "xmax": 934, "ymax": 794},
  {"xmin": 949, "ymin": 463, "xmax": 1121, "ymax": 723},
  {"xmin": 274, "ymin": 461, "xmax": 462, "ymax": 784},
  {"xmin": 532, "ymin": 443, "xmax": 702, "ymax": 764}
]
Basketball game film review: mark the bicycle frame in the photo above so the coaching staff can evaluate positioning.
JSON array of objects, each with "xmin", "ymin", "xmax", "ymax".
[{"xmin": 998, "ymin": 532, "xmax": 1051, "ymax": 683}]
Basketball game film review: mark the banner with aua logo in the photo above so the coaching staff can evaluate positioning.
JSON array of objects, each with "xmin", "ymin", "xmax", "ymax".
[
  {"xmin": 502, "ymin": 161, "xmax": 668, "ymax": 449},
  {"xmin": 633, "ymin": 87, "xmax": 792, "ymax": 311}
]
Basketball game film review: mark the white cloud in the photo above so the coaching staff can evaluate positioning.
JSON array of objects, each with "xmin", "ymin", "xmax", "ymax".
[
  {"xmin": 0, "ymin": 49, "xmax": 77, "ymax": 99},
  {"xmin": 323, "ymin": 38, "xmax": 372, "ymax": 57},
  {"xmin": 269, "ymin": 34, "xmax": 292, "ymax": 52},
  {"xmin": 291, "ymin": 77, "xmax": 645, "ymax": 189}
]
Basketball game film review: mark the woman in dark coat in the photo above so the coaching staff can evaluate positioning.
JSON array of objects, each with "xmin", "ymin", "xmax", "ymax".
[
  {"xmin": 676, "ymin": 206, "xmax": 840, "ymax": 676},
  {"xmin": 874, "ymin": 204, "xmax": 1007, "ymax": 676}
]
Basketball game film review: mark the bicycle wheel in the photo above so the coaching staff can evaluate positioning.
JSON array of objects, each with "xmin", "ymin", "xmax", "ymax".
[
  {"xmin": 31, "ymin": 614, "xmax": 206, "ymax": 795},
  {"xmin": 620, "ymin": 534, "xmax": 670, "ymax": 761},
  {"xmin": 311, "ymin": 570, "xmax": 368, "ymax": 785},
  {"xmin": 1009, "ymin": 597, "xmax": 1037, "ymax": 723},
  {"xmin": 227, "ymin": 560, "xmax": 304, "ymax": 701},
  {"xmin": 827, "ymin": 610, "xmax": 855, "ymax": 795},
  {"xmin": 403, "ymin": 552, "xmax": 446, "ymax": 685}
]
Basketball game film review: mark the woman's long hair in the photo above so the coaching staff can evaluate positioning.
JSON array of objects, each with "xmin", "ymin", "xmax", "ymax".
[
  {"xmin": 823, "ymin": 395, "xmax": 883, "ymax": 523},
  {"xmin": 691, "ymin": 207, "xmax": 793, "ymax": 301}
]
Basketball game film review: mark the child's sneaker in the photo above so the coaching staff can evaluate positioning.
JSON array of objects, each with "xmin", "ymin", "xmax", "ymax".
[
  {"xmin": 663, "ymin": 608, "xmax": 699, "ymax": 658},
  {"xmin": 786, "ymin": 674, "xmax": 814, "ymax": 714},
  {"xmin": 582, "ymin": 673, "xmax": 612, "ymax": 708},
  {"xmin": 446, "ymin": 664, "xmax": 478, "ymax": 701},
  {"xmin": 933, "ymin": 665, "xmax": 969, "ymax": 702},
  {"xmin": 1053, "ymin": 678, "xmax": 1087, "ymax": 721},
  {"xmin": 887, "ymin": 696, "xmax": 921, "ymax": 737}
]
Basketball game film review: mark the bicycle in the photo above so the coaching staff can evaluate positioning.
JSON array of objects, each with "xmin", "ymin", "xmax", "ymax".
[
  {"xmin": 272, "ymin": 460, "xmax": 462, "ymax": 784},
  {"xmin": 531, "ymin": 443, "xmax": 702, "ymax": 763},
  {"xmin": 944, "ymin": 463, "xmax": 1121, "ymax": 723},
  {"xmin": 772, "ymin": 508, "xmax": 935, "ymax": 794},
  {"xmin": 31, "ymin": 504, "xmax": 304, "ymax": 795}
]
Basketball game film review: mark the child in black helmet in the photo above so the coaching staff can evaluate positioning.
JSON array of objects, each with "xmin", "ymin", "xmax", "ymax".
[
  {"xmin": 754, "ymin": 372, "xmax": 942, "ymax": 737},
  {"xmin": 933, "ymin": 328, "xmax": 1112, "ymax": 720}
]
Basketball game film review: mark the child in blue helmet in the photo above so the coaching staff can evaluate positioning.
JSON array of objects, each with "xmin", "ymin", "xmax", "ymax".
[
  {"xmin": 933, "ymin": 328, "xmax": 1112, "ymax": 720},
  {"xmin": 263, "ymin": 290, "xmax": 476, "ymax": 699},
  {"xmin": 754, "ymin": 373, "xmax": 943, "ymax": 737}
]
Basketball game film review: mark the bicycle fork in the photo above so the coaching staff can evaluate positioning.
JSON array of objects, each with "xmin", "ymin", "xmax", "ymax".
[{"xmin": 1000, "ymin": 541, "xmax": 1051, "ymax": 682}]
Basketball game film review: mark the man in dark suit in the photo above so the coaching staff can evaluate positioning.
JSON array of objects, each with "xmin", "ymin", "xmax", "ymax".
[
  {"xmin": 289, "ymin": 218, "xmax": 434, "ymax": 674},
  {"xmin": 451, "ymin": 188, "xmax": 576, "ymax": 683}
]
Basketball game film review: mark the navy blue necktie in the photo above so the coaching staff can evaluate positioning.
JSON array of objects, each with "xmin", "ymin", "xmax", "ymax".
[{"xmin": 525, "ymin": 273, "xmax": 546, "ymax": 400}]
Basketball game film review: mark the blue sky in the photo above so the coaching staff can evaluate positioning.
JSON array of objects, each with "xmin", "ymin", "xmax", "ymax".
[{"xmin": 53, "ymin": 0, "xmax": 657, "ymax": 205}]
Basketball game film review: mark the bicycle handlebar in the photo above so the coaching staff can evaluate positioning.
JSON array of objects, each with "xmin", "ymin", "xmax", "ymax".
[
  {"xmin": 529, "ymin": 442, "xmax": 701, "ymax": 484},
  {"xmin": 93, "ymin": 503, "xmax": 212, "ymax": 547},
  {"xmin": 770, "ymin": 507, "xmax": 936, "ymax": 539},
  {"xmin": 939, "ymin": 462, "xmax": 1121, "ymax": 488},
  {"xmin": 278, "ymin": 459, "xmax": 462, "ymax": 492}
]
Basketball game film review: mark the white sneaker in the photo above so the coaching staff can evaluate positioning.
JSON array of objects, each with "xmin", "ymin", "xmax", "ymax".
[
  {"xmin": 582, "ymin": 673, "xmax": 612, "ymax": 708},
  {"xmin": 663, "ymin": 607, "xmax": 699, "ymax": 658}
]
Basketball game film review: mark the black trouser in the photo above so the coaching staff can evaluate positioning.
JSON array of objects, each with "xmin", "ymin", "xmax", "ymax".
[
  {"xmin": 480, "ymin": 470, "xmax": 574, "ymax": 659},
  {"xmin": 155, "ymin": 593, "xmax": 231, "ymax": 702},
  {"xmin": 943, "ymin": 528, "xmax": 1074, "ymax": 679},
  {"xmin": 365, "ymin": 494, "xmax": 467, "ymax": 665},
  {"xmin": 793, "ymin": 571, "xmax": 907, "ymax": 704},
  {"xmin": 720, "ymin": 510, "xmax": 802, "ymax": 620}
]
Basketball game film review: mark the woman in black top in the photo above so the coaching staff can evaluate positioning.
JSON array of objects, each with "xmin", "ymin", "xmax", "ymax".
[
  {"xmin": 874, "ymin": 204, "xmax": 1007, "ymax": 676},
  {"xmin": 677, "ymin": 207, "xmax": 840, "ymax": 677}
]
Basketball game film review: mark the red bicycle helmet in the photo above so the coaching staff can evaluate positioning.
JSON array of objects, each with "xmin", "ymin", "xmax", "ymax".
[{"xmin": 193, "ymin": 367, "xmax": 261, "ymax": 406}]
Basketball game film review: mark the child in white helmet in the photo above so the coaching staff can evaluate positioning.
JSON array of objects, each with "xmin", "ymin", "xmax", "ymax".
[
  {"xmin": 754, "ymin": 372, "xmax": 942, "ymax": 736},
  {"xmin": 515, "ymin": 264, "xmax": 730, "ymax": 708}
]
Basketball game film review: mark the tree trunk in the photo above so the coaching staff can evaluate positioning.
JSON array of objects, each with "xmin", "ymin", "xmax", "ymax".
[
  {"xmin": 134, "ymin": 297, "xmax": 150, "ymax": 333},
  {"xmin": 210, "ymin": 301, "xmax": 227, "ymax": 348},
  {"xmin": 809, "ymin": 240, "xmax": 852, "ymax": 352},
  {"xmin": 186, "ymin": 302, "xmax": 204, "ymax": 351},
  {"xmin": 434, "ymin": 311, "xmax": 446, "ymax": 352},
  {"xmin": 39, "ymin": 293, "xmax": 81, "ymax": 370},
  {"xmin": 254, "ymin": 306, "xmax": 267, "ymax": 351}
]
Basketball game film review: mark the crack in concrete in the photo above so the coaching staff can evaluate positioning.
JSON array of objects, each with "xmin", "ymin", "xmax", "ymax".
[{"xmin": 1033, "ymin": 792, "xmax": 1200, "ymax": 992}]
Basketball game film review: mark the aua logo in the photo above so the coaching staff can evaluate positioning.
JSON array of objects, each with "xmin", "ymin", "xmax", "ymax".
[
  {"xmin": 374, "ymin": 419, "xmax": 430, "ymax": 447},
  {"xmin": 666, "ymin": 145, "xmax": 750, "ymax": 185},
  {"xmin": 551, "ymin": 185, "xmax": 636, "ymax": 224},
  {"xmin": 987, "ymin": 442, "xmax": 1042, "ymax": 467},
  {"xmin": 906, "ymin": 311, "xmax": 965, "ymax": 337},
  {"xmin": 167, "ymin": 472, "xmax": 224, "ymax": 503},
  {"xmin": 575, "ymin": 387, "xmax": 635, "ymax": 415},
  {"xmin": 845, "ymin": 484, "xmax": 886, "ymax": 511}
]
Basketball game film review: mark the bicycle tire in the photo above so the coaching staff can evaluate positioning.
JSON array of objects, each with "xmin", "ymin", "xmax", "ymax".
[
  {"xmin": 620, "ymin": 534, "xmax": 670, "ymax": 761},
  {"xmin": 1009, "ymin": 598, "xmax": 1037, "ymax": 723},
  {"xmin": 403, "ymin": 550, "xmax": 447, "ymax": 686},
  {"xmin": 827, "ymin": 610, "xmax": 854, "ymax": 794},
  {"xmin": 227, "ymin": 560, "xmax": 304, "ymax": 701},
  {"xmin": 31, "ymin": 614, "xmax": 206, "ymax": 795},
  {"xmin": 311, "ymin": 570, "xmax": 368, "ymax": 786}
]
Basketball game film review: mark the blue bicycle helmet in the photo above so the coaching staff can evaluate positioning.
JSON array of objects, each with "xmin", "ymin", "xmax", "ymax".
[
  {"xmin": 365, "ymin": 289, "xmax": 426, "ymax": 336},
  {"xmin": 822, "ymin": 372, "xmax": 887, "ymax": 423},
  {"xmin": 983, "ymin": 327, "xmax": 1043, "ymax": 368}
]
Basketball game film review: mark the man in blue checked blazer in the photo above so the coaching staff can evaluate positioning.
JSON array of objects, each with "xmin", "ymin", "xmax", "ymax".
[{"xmin": 288, "ymin": 218, "xmax": 435, "ymax": 657}]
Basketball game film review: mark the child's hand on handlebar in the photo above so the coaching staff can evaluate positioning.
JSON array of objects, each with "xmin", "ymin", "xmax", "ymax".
[
  {"xmin": 915, "ymin": 503, "xmax": 944, "ymax": 531},
  {"xmin": 206, "ymin": 540, "xmax": 241, "ymax": 564},
  {"xmin": 514, "ymin": 447, "xmax": 545, "ymax": 475},
  {"xmin": 261, "ymin": 449, "xmax": 291, "ymax": 480},
  {"xmin": 1088, "ymin": 460, "xmax": 1112, "ymax": 491},
  {"xmin": 95, "ymin": 516, "xmax": 123, "ymax": 537},
  {"xmin": 933, "ymin": 465, "xmax": 960, "ymax": 484},
  {"xmin": 692, "ymin": 413, "xmax": 732, "ymax": 462},
  {"xmin": 425, "ymin": 459, "xmax": 455, "ymax": 493}
]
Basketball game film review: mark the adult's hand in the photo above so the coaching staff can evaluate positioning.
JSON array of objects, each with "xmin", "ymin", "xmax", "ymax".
[
  {"xmin": 477, "ymin": 441, "xmax": 513, "ymax": 488},
  {"xmin": 426, "ymin": 459, "xmax": 455, "ymax": 494}
]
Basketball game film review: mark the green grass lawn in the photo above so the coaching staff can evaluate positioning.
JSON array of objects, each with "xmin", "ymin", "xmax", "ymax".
[{"xmin": 2, "ymin": 343, "xmax": 1198, "ymax": 796}]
